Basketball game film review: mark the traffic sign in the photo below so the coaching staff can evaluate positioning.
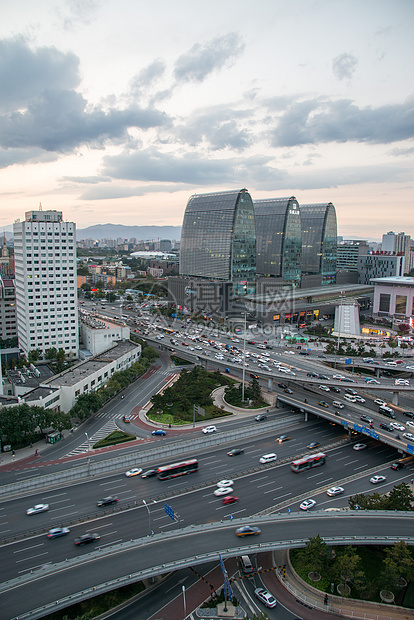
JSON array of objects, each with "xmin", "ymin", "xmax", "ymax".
[{"xmin": 164, "ymin": 502, "xmax": 175, "ymax": 521}]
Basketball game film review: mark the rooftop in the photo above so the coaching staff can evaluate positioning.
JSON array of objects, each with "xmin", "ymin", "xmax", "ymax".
[{"xmin": 370, "ymin": 276, "xmax": 414, "ymax": 287}]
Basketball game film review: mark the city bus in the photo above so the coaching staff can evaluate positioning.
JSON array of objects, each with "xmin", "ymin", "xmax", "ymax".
[
  {"xmin": 291, "ymin": 452, "xmax": 326, "ymax": 473},
  {"xmin": 157, "ymin": 459, "xmax": 199, "ymax": 480}
]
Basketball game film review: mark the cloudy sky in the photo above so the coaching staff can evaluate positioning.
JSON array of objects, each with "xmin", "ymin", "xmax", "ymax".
[{"xmin": 0, "ymin": 0, "xmax": 413, "ymax": 238}]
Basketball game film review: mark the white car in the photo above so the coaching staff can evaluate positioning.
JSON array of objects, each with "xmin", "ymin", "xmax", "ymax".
[
  {"xmin": 353, "ymin": 443, "xmax": 367, "ymax": 451},
  {"xmin": 390, "ymin": 422, "xmax": 405, "ymax": 432},
  {"xmin": 279, "ymin": 367, "xmax": 290, "ymax": 373},
  {"xmin": 375, "ymin": 399, "xmax": 386, "ymax": 406},
  {"xmin": 366, "ymin": 378, "xmax": 380, "ymax": 384},
  {"xmin": 395, "ymin": 379, "xmax": 409, "ymax": 386},
  {"xmin": 354, "ymin": 395, "xmax": 366, "ymax": 403},
  {"xmin": 319, "ymin": 385, "xmax": 330, "ymax": 392},
  {"xmin": 214, "ymin": 486, "xmax": 234, "ymax": 496},
  {"xmin": 259, "ymin": 453, "xmax": 278, "ymax": 464},
  {"xmin": 326, "ymin": 486, "xmax": 344, "ymax": 497},
  {"xmin": 125, "ymin": 468, "xmax": 143, "ymax": 477},
  {"xmin": 254, "ymin": 587, "xmax": 277, "ymax": 608},
  {"xmin": 27, "ymin": 503, "xmax": 49, "ymax": 515},
  {"xmin": 202, "ymin": 426, "xmax": 217, "ymax": 434},
  {"xmin": 370, "ymin": 475, "xmax": 386, "ymax": 484},
  {"xmin": 403, "ymin": 432, "xmax": 414, "ymax": 441},
  {"xmin": 300, "ymin": 499, "xmax": 316, "ymax": 511},
  {"xmin": 386, "ymin": 361, "xmax": 398, "ymax": 366},
  {"xmin": 333, "ymin": 374, "xmax": 345, "ymax": 379},
  {"xmin": 217, "ymin": 479, "xmax": 234, "ymax": 487},
  {"xmin": 406, "ymin": 421, "xmax": 414, "ymax": 429},
  {"xmin": 406, "ymin": 365, "xmax": 414, "ymax": 370}
]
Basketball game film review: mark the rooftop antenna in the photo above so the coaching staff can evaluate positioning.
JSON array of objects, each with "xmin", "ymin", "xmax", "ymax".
[{"xmin": 39, "ymin": 202, "xmax": 42, "ymax": 210}]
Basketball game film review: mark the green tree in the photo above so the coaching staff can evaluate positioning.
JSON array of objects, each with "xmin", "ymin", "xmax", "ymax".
[
  {"xmin": 387, "ymin": 482, "xmax": 414, "ymax": 511},
  {"xmin": 380, "ymin": 560, "xmax": 400, "ymax": 595},
  {"xmin": 249, "ymin": 376, "xmax": 262, "ymax": 402},
  {"xmin": 303, "ymin": 534, "xmax": 330, "ymax": 574},
  {"xmin": 56, "ymin": 348, "xmax": 66, "ymax": 372},
  {"xmin": 28, "ymin": 348, "xmax": 42, "ymax": 363},
  {"xmin": 333, "ymin": 546, "xmax": 362, "ymax": 590},
  {"xmin": 383, "ymin": 541, "xmax": 414, "ymax": 583},
  {"xmin": 45, "ymin": 347, "xmax": 58, "ymax": 361}
]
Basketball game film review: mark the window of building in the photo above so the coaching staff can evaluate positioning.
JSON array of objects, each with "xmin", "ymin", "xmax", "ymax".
[
  {"xmin": 395, "ymin": 295, "xmax": 407, "ymax": 315},
  {"xmin": 379, "ymin": 293, "xmax": 390, "ymax": 313}
]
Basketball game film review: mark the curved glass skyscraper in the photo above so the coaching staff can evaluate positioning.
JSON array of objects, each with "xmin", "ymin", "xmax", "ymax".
[
  {"xmin": 300, "ymin": 203, "xmax": 337, "ymax": 285},
  {"xmin": 180, "ymin": 189, "xmax": 256, "ymax": 294},
  {"xmin": 254, "ymin": 196, "xmax": 302, "ymax": 285}
]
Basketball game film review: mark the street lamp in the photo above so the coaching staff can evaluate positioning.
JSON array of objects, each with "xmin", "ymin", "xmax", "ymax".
[
  {"xmin": 85, "ymin": 432, "xmax": 90, "ymax": 475},
  {"xmin": 143, "ymin": 499, "xmax": 156, "ymax": 535},
  {"xmin": 241, "ymin": 312, "xmax": 247, "ymax": 402}
]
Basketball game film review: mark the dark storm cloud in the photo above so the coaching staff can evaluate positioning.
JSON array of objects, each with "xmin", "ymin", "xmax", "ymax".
[
  {"xmin": 102, "ymin": 148, "xmax": 234, "ymax": 184},
  {"xmin": 174, "ymin": 33, "xmax": 244, "ymax": 83},
  {"xmin": 0, "ymin": 88, "xmax": 168, "ymax": 151},
  {"xmin": 332, "ymin": 53, "xmax": 358, "ymax": 80},
  {"xmin": 271, "ymin": 98, "xmax": 414, "ymax": 147},
  {"xmin": 174, "ymin": 107, "xmax": 252, "ymax": 150},
  {"xmin": 0, "ymin": 38, "xmax": 80, "ymax": 112}
]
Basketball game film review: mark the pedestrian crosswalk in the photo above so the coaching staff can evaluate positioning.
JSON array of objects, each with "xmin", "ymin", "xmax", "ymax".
[
  {"xmin": 63, "ymin": 421, "xmax": 119, "ymax": 457},
  {"xmin": 95, "ymin": 410, "xmax": 141, "ymax": 420}
]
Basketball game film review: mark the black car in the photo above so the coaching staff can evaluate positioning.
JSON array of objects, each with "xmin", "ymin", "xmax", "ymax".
[
  {"xmin": 141, "ymin": 469, "xmax": 158, "ymax": 478},
  {"xmin": 319, "ymin": 374, "xmax": 330, "ymax": 380},
  {"xmin": 330, "ymin": 386, "xmax": 341, "ymax": 393},
  {"xmin": 255, "ymin": 414, "xmax": 267, "ymax": 421},
  {"xmin": 341, "ymin": 377, "xmax": 355, "ymax": 383},
  {"xmin": 380, "ymin": 422, "xmax": 393, "ymax": 432},
  {"xmin": 227, "ymin": 448, "xmax": 244, "ymax": 456},
  {"xmin": 345, "ymin": 388, "xmax": 358, "ymax": 395},
  {"xmin": 299, "ymin": 351, "xmax": 310, "ymax": 355},
  {"xmin": 278, "ymin": 383, "xmax": 288, "ymax": 389},
  {"xmin": 74, "ymin": 533, "xmax": 101, "ymax": 546},
  {"xmin": 97, "ymin": 496, "xmax": 119, "ymax": 507},
  {"xmin": 403, "ymin": 411, "xmax": 414, "ymax": 419},
  {"xmin": 391, "ymin": 461, "xmax": 405, "ymax": 470},
  {"xmin": 307, "ymin": 372, "xmax": 319, "ymax": 378},
  {"xmin": 360, "ymin": 415, "xmax": 373, "ymax": 424}
]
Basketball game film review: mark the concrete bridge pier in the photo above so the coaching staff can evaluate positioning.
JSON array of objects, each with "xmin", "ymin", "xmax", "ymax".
[
  {"xmin": 375, "ymin": 367, "xmax": 380, "ymax": 378},
  {"xmin": 268, "ymin": 377, "xmax": 273, "ymax": 391},
  {"xmin": 392, "ymin": 391, "xmax": 399, "ymax": 406}
]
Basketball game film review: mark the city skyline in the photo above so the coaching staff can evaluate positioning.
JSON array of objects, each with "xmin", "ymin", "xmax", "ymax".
[{"xmin": 0, "ymin": 0, "xmax": 413, "ymax": 238}]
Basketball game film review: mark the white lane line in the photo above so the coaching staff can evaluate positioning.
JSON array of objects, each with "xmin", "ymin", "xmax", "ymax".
[
  {"xmin": 100, "ymin": 531, "xmax": 118, "ymax": 537},
  {"xmin": 307, "ymin": 471, "xmax": 327, "ymax": 479},
  {"xmin": 51, "ymin": 511, "xmax": 78, "ymax": 520},
  {"xmin": 336, "ymin": 456, "xmax": 351, "ymax": 461},
  {"xmin": 99, "ymin": 481, "xmax": 126, "ymax": 487},
  {"xmin": 99, "ymin": 539, "xmax": 123, "ymax": 548},
  {"xmin": 0, "ymin": 521, "xmax": 8, "ymax": 526},
  {"xmin": 249, "ymin": 476, "xmax": 268, "ymax": 483},
  {"xmin": 84, "ymin": 522, "xmax": 113, "ymax": 531},
  {"xmin": 16, "ymin": 552, "xmax": 48, "ymax": 563},
  {"xmin": 14, "ymin": 543, "xmax": 44, "ymax": 554},
  {"xmin": 264, "ymin": 486, "xmax": 283, "ymax": 494},
  {"xmin": 273, "ymin": 492, "xmax": 292, "ymax": 501},
  {"xmin": 257, "ymin": 481, "xmax": 277, "ymax": 488},
  {"xmin": 47, "ymin": 499, "xmax": 72, "ymax": 505},
  {"xmin": 354, "ymin": 464, "xmax": 369, "ymax": 471},
  {"xmin": 50, "ymin": 504, "xmax": 76, "ymax": 512},
  {"xmin": 347, "ymin": 459, "xmax": 359, "ymax": 465},
  {"xmin": 319, "ymin": 478, "xmax": 333, "ymax": 484},
  {"xmin": 0, "ymin": 529, "xmax": 11, "ymax": 534},
  {"xmin": 42, "ymin": 492, "xmax": 68, "ymax": 499},
  {"xmin": 18, "ymin": 562, "xmax": 52, "ymax": 575}
]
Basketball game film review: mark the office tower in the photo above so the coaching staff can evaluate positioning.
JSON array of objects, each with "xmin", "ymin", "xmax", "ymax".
[
  {"xmin": 13, "ymin": 208, "xmax": 79, "ymax": 359},
  {"xmin": 358, "ymin": 252, "xmax": 405, "ymax": 285},
  {"xmin": 254, "ymin": 196, "xmax": 302, "ymax": 285},
  {"xmin": 381, "ymin": 232, "xmax": 411, "ymax": 274},
  {"xmin": 300, "ymin": 203, "xmax": 337, "ymax": 285},
  {"xmin": 180, "ymin": 189, "xmax": 256, "ymax": 295},
  {"xmin": 337, "ymin": 240, "xmax": 369, "ymax": 272}
]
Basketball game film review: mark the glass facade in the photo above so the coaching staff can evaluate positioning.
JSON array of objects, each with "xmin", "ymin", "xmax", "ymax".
[
  {"xmin": 379, "ymin": 293, "xmax": 391, "ymax": 313},
  {"xmin": 395, "ymin": 295, "xmax": 407, "ymax": 314},
  {"xmin": 254, "ymin": 196, "xmax": 301, "ymax": 285},
  {"xmin": 300, "ymin": 203, "xmax": 337, "ymax": 285},
  {"xmin": 180, "ymin": 189, "xmax": 256, "ymax": 294}
]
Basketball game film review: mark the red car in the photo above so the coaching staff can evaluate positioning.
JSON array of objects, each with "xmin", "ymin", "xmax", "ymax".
[{"xmin": 222, "ymin": 495, "xmax": 239, "ymax": 505}]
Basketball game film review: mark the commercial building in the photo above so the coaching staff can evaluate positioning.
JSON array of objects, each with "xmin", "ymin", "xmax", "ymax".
[
  {"xmin": 254, "ymin": 196, "xmax": 301, "ymax": 285},
  {"xmin": 180, "ymin": 189, "xmax": 256, "ymax": 295},
  {"xmin": 0, "ymin": 276, "xmax": 17, "ymax": 341},
  {"xmin": 372, "ymin": 276, "xmax": 414, "ymax": 322},
  {"xmin": 79, "ymin": 311, "xmax": 131, "ymax": 357},
  {"xmin": 381, "ymin": 231, "xmax": 411, "ymax": 274},
  {"xmin": 300, "ymin": 203, "xmax": 337, "ymax": 285},
  {"xmin": 358, "ymin": 252, "xmax": 405, "ymax": 285},
  {"xmin": 13, "ymin": 208, "xmax": 79, "ymax": 359},
  {"xmin": 337, "ymin": 240, "xmax": 369, "ymax": 272}
]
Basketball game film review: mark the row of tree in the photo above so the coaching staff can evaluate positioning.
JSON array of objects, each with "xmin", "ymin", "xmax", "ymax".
[{"xmin": 348, "ymin": 482, "xmax": 414, "ymax": 511}]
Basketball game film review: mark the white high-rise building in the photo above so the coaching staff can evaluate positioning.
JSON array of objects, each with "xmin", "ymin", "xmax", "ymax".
[{"xmin": 13, "ymin": 208, "xmax": 79, "ymax": 359}]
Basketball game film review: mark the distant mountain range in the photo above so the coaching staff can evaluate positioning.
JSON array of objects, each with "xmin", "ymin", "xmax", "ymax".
[{"xmin": 76, "ymin": 224, "xmax": 182, "ymax": 241}]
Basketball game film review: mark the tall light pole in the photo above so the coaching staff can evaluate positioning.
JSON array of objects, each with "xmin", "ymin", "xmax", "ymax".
[
  {"xmin": 337, "ymin": 291, "xmax": 344, "ymax": 352},
  {"xmin": 182, "ymin": 585, "xmax": 186, "ymax": 618},
  {"xmin": 85, "ymin": 432, "xmax": 90, "ymax": 476},
  {"xmin": 241, "ymin": 312, "xmax": 247, "ymax": 402},
  {"xmin": 143, "ymin": 499, "xmax": 156, "ymax": 535}
]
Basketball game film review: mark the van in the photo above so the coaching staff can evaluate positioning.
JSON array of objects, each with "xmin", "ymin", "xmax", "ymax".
[
  {"xmin": 344, "ymin": 394, "xmax": 357, "ymax": 403},
  {"xmin": 240, "ymin": 555, "xmax": 254, "ymax": 573},
  {"xmin": 259, "ymin": 453, "xmax": 277, "ymax": 464},
  {"xmin": 333, "ymin": 400, "xmax": 344, "ymax": 409}
]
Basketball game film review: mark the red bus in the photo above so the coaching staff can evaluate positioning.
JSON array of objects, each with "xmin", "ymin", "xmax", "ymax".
[
  {"xmin": 157, "ymin": 459, "xmax": 199, "ymax": 480},
  {"xmin": 291, "ymin": 452, "xmax": 326, "ymax": 473}
]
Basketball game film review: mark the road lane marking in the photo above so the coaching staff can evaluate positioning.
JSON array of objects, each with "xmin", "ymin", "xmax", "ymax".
[
  {"xmin": 14, "ymin": 543, "xmax": 44, "ymax": 553},
  {"xmin": 15, "ymin": 552, "xmax": 48, "ymax": 563},
  {"xmin": 50, "ymin": 504, "xmax": 76, "ymax": 512},
  {"xmin": 42, "ymin": 492, "xmax": 68, "ymax": 499},
  {"xmin": 272, "ymin": 492, "xmax": 292, "ymax": 501},
  {"xmin": 264, "ymin": 486, "xmax": 283, "ymax": 494},
  {"xmin": 51, "ymin": 511, "xmax": 78, "ymax": 520}
]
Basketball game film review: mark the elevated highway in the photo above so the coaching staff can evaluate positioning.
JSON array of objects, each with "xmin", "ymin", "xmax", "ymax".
[{"xmin": 1, "ymin": 511, "xmax": 413, "ymax": 620}]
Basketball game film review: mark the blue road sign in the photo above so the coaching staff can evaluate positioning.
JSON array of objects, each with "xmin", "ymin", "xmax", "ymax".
[
  {"xmin": 345, "ymin": 358, "xmax": 352, "ymax": 364},
  {"xmin": 164, "ymin": 502, "xmax": 175, "ymax": 521}
]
